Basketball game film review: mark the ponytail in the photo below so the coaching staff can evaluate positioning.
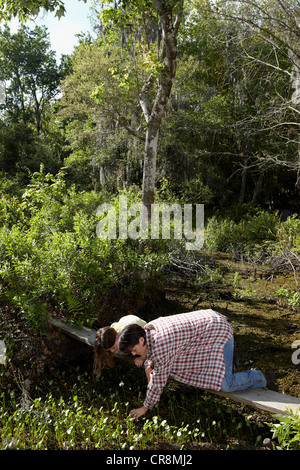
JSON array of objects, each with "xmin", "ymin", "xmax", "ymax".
[{"xmin": 93, "ymin": 326, "xmax": 117, "ymax": 376}]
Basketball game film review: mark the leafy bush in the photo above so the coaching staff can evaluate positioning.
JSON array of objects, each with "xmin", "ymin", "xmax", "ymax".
[
  {"xmin": 0, "ymin": 169, "xmax": 167, "ymax": 330},
  {"xmin": 204, "ymin": 210, "xmax": 300, "ymax": 263},
  {"xmin": 267, "ymin": 410, "xmax": 300, "ymax": 450},
  {"xmin": 274, "ymin": 214, "xmax": 300, "ymax": 252},
  {"xmin": 204, "ymin": 210, "xmax": 279, "ymax": 255},
  {"xmin": 277, "ymin": 288, "xmax": 300, "ymax": 310}
]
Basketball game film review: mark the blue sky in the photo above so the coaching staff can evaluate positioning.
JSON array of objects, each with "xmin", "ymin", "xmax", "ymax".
[{"xmin": 5, "ymin": 0, "xmax": 95, "ymax": 59}]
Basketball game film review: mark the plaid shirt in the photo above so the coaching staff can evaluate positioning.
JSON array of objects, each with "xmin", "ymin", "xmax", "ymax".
[{"xmin": 143, "ymin": 310, "xmax": 233, "ymax": 409}]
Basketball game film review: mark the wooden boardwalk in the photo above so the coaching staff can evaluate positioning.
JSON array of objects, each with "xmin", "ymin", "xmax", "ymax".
[{"xmin": 49, "ymin": 316, "xmax": 300, "ymax": 417}]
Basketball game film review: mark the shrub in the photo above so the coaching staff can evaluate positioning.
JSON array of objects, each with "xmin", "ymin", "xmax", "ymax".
[
  {"xmin": 204, "ymin": 210, "xmax": 279, "ymax": 255},
  {"xmin": 0, "ymin": 170, "xmax": 167, "ymax": 331},
  {"xmin": 267, "ymin": 410, "xmax": 300, "ymax": 450},
  {"xmin": 277, "ymin": 288, "xmax": 300, "ymax": 310}
]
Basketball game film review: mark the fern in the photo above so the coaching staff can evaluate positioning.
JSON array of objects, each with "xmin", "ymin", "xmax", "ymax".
[{"xmin": 66, "ymin": 294, "xmax": 84, "ymax": 318}]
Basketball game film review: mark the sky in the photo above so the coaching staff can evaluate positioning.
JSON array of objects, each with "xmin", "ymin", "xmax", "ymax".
[{"xmin": 4, "ymin": 0, "xmax": 96, "ymax": 60}]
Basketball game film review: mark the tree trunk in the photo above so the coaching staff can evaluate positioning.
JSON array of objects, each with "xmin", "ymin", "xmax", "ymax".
[
  {"xmin": 239, "ymin": 159, "xmax": 248, "ymax": 204},
  {"xmin": 140, "ymin": 1, "xmax": 183, "ymax": 215},
  {"xmin": 252, "ymin": 169, "xmax": 264, "ymax": 203},
  {"xmin": 142, "ymin": 124, "xmax": 159, "ymax": 212}
]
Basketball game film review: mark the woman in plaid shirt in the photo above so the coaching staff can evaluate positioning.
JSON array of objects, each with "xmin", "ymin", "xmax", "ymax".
[{"xmin": 118, "ymin": 310, "xmax": 269, "ymax": 419}]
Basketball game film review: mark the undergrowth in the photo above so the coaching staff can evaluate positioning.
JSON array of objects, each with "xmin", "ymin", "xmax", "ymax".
[{"xmin": 0, "ymin": 362, "xmax": 271, "ymax": 450}]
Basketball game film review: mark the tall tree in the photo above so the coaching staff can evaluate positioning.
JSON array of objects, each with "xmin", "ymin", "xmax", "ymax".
[
  {"xmin": 98, "ymin": 0, "xmax": 184, "ymax": 219},
  {"xmin": 57, "ymin": 39, "xmax": 145, "ymax": 190},
  {"xmin": 0, "ymin": 25, "xmax": 61, "ymax": 134},
  {"xmin": 0, "ymin": 25, "xmax": 65, "ymax": 176},
  {"xmin": 1, "ymin": 0, "xmax": 184, "ymax": 215},
  {"xmin": 213, "ymin": 0, "xmax": 300, "ymax": 185}
]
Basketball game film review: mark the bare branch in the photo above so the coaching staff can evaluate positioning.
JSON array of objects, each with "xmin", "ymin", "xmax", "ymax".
[{"xmin": 244, "ymin": 52, "xmax": 292, "ymax": 77}]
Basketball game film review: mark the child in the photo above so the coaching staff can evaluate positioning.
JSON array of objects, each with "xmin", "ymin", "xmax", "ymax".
[{"xmin": 93, "ymin": 314, "xmax": 146, "ymax": 376}]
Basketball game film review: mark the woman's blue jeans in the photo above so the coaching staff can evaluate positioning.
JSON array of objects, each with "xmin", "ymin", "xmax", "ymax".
[{"xmin": 220, "ymin": 337, "xmax": 266, "ymax": 392}]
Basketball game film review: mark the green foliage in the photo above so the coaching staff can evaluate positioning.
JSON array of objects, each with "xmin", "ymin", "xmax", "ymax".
[
  {"xmin": 0, "ymin": 392, "xmax": 205, "ymax": 450},
  {"xmin": 0, "ymin": 25, "xmax": 61, "ymax": 128},
  {"xmin": 204, "ymin": 210, "xmax": 279, "ymax": 255},
  {"xmin": 276, "ymin": 288, "xmax": 300, "ymax": 310},
  {"xmin": 0, "ymin": 0, "xmax": 68, "ymax": 21},
  {"xmin": 269, "ymin": 215, "xmax": 300, "ymax": 254},
  {"xmin": 0, "ymin": 25, "xmax": 66, "ymax": 178},
  {"xmin": 0, "ymin": 169, "xmax": 166, "ymax": 330},
  {"xmin": 57, "ymin": 40, "xmax": 145, "ymax": 191},
  {"xmin": 0, "ymin": 365, "xmax": 266, "ymax": 450},
  {"xmin": 0, "ymin": 0, "xmax": 299, "ymax": 331},
  {"xmin": 231, "ymin": 271, "xmax": 256, "ymax": 300},
  {"xmin": 267, "ymin": 410, "xmax": 300, "ymax": 450},
  {"xmin": 1, "ymin": 0, "xmax": 299, "ymax": 209}
]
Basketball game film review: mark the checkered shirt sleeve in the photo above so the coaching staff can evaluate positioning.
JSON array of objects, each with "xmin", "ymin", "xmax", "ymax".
[{"xmin": 143, "ymin": 310, "xmax": 233, "ymax": 409}]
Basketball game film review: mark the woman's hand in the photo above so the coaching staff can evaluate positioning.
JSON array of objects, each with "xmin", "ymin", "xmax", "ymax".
[{"xmin": 129, "ymin": 405, "xmax": 148, "ymax": 420}]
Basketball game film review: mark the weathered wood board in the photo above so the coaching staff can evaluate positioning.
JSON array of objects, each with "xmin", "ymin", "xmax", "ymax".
[
  {"xmin": 49, "ymin": 316, "xmax": 135, "ymax": 365},
  {"xmin": 210, "ymin": 389, "xmax": 300, "ymax": 416},
  {"xmin": 49, "ymin": 316, "xmax": 300, "ymax": 416},
  {"xmin": 50, "ymin": 317, "xmax": 96, "ymax": 346}
]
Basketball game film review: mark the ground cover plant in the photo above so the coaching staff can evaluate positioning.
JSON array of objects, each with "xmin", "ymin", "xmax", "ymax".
[{"xmin": 0, "ymin": 361, "xmax": 272, "ymax": 451}]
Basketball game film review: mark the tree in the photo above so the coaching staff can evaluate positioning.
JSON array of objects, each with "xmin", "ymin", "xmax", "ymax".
[
  {"xmin": 2, "ymin": 0, "xmax": 184, "ymax": 217},
  {"xmin": 212, "ymin": 0, "xmax": 300, "ymax": 186},
  {"xmin": 140, "ymin": 0, "xmax": 183, "ymax": 215},
  {"xmin": 0, "ymin": 25, "xmax": 65, "ymax": 176},
  {"xmin": 96, "ymin": 0, "xmax": 184, "ymax": 223},
  {"xmin": 57, "ymin": 39, "xmax": 145, "ymax": 190},
  {"xmin": 0, "ymin": 25, "xmax": 61, "ymax": 134},
  {"xmin": 151, "ymin": 0, "xmax": 299, "ymax": 208},
  {"xmin": 0, "ymin": 0, "xmax": 69, "ymax": 21},
  {"xmin": 6, "ymin": 0, "xmax": 297, "ymax": 209}
]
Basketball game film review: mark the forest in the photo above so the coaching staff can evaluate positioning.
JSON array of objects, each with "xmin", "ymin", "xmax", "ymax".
[{"xmin": 0, "ymin": 0, "xmax": 300, "ymax": 452}]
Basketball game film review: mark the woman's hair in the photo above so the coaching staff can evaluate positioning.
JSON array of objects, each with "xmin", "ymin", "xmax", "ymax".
[
  {"xmin": 93, "ymin": 326, "xmax": 117, "ymax": 376},
  {"xmin": 118, "ymin": 324, "xmax": 146, "ymax": 354}
]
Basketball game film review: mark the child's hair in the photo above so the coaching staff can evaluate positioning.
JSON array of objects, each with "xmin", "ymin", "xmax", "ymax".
[{"xmin": 93, "ymin": 326, "xmax": 117, "ymax": 376}]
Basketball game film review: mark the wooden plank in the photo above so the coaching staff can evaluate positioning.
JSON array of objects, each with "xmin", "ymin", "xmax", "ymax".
[
  {"xmin": 48, "ymin": 316, "xmax": 300, "ymax": 416},
  {"xmin": 210, "ymin": 389, "xmax": 300, "ymax": 416},
  {"xmin": 48, "ymin": 316, "xmax": 135, "ymax": 364},
  {"xmin": 49, "ymin": 317, "xmax": 96, "ymax": 347}
]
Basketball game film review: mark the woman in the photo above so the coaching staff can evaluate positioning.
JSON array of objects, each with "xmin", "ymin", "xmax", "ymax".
[{"xmin": 93, "ymin": 314, "xmax": 147, "ymax": 376}]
